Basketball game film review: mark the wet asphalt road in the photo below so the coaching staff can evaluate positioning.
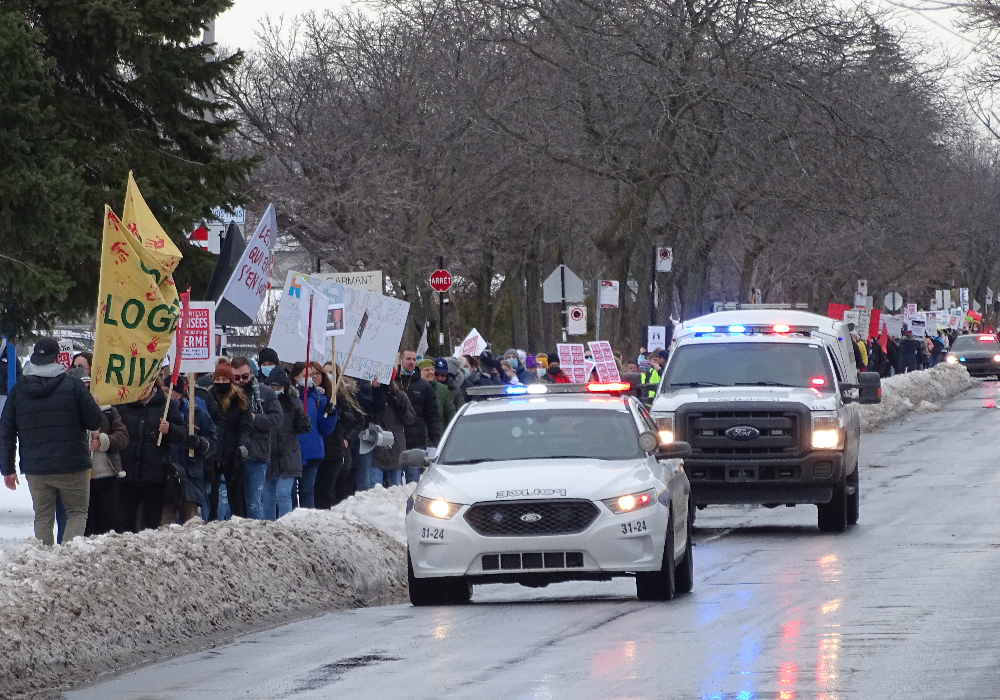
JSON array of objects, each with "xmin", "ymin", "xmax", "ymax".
[{"xmin": 65, "ymin": 382, "xmax": 1000, "ymax": 700}]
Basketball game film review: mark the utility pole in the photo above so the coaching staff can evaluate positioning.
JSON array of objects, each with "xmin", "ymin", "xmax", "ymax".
[{"xmin": 649, "ymin": 246, "xmax": 657, "ymax": 326}]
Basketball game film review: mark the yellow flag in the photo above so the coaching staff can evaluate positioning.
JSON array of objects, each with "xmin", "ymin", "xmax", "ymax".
[{"xmin": 92, "ymin": 174, "xmax": 184, "ymax": 405}]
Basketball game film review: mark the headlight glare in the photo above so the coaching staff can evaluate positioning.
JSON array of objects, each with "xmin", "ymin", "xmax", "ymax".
[
  {"xmin": 602, "ymin": 488, "xmax": 657, "ymax": 514},
  {"xmin": 812, "ymin": 414, "xmax": 842, "ymax": 450},
  {"xmin": 946, "ymin": 355, "xmax": 958, "ymax": 364},
  {"xmin": 655, "ymin": 415, "xmax": 674, "ymax": 444},
  {"xmin": 413, "ymin": 495, "xmax": 462, "ymax": 519}
]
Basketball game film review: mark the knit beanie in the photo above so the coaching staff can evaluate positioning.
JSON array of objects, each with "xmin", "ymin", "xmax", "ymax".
[
  {"xmin": 416, "ymin": 358, "xmax": 434, "ymax": 371},
  {"xmin": 213, "ymin": 364, "xmax": 236, "ymax": 382}
]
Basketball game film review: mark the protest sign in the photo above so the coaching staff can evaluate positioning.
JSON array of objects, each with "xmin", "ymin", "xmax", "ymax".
[
  {"xmin": 881, "ymin": 315, "xmax": 904, "ymax": 339},
  {"xmin": 827, "ymin": 302, "xmax": 850, "ymax": 321},
  {"xmin": 166, "ymin": 302, "xmax": 216, "ymax": 373},
  {"xmin": 905, "ymin": 303, "xmax": 917, "ymax": 320},
  {"xmin": 92, "ymin": 173, "xmax": 183, "ymax": 405},
  {"xmin": 217, "ymin": 204, "xmax": 276, "ymax": 326},
  {"xmin": 588, "ymin": 341, "xmax": 621, "ymax": 383},
  {"xmin": 315, "ymin": 271, "xmax": 383, "ymax": 295},
  {"xmin": 457, "ymin": 328, "xmax": 488, "ymax": 357},
  {"xmin": 326, "ymin": 304, "xmax": 345, "ymax": 336},
  {"xmin": 909, "ymin": 318, "xmax": 926, "ymax": 338},
  {"xmin": 269, "ymin": 271, "xmax": 409, "ymax": 383},
  {"xmin": 57, "ymin": 340, "xmax": 73, "ymax": 370},
  {"xmin": 557, "ymin": 343, "xmax": 589, "ymax": 384},
  {"xmin": 647, "ymin": 326, "xmax": 666, "ymax": 351}
]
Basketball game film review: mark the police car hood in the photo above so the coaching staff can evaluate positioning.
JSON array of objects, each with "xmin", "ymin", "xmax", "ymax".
[
  {"xmin": 419, "ymin": 458, "xmax": 654, "ymax": 505},
  {"xmin": 652, "ymin": 385, "xmax": 827, "ymax": 412}
]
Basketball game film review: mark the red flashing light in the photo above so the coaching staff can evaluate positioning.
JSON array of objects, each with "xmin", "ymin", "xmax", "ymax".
[
  {"xmin": 811, "ymin": 377, "xmax": 826, "ymax": 386},
  {"xmin": 773, "ymin": 324, "xmax": 791, "ymax": 333},
  {"xmin": 587, "ymin": 382, "xmax": 631, "ymax": 393},
  {"xmin": 979, "ymin": 335, "xmax": 996, "ymax": 342},
  {"xmin": 638, "ymin": 493, "xmax": 651, "ymax": 506}
]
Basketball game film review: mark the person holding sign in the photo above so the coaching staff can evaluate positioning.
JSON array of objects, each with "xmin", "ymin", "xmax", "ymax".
[{"xmin": 163, "ymin": 377, "xmax": 218, "ymax": 524}]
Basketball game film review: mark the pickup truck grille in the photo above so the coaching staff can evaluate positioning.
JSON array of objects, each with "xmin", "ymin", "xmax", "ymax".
[{"xmin": 684, "ymin": 409, "xmax": 801, "ymax": 458}]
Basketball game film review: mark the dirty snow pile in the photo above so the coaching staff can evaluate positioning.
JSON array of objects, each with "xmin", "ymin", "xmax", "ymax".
[
  {"xmin": 859, "ymin": 363, "xmax": 977, "ymax": 431},
  {"xmin": 328, "ymin": 482, "xmax": 413, "ymax": 542},
  {"xmin": 0, "ymin": 496, "xmax": 409, "ymax": 698}
]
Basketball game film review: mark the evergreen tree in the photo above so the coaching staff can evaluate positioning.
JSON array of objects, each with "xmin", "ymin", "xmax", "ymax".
[{"xmin": 0, "ymin": 1, "xmax": 255, "ymax": 337}]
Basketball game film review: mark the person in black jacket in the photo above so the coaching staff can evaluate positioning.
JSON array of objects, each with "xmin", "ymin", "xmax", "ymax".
[
  {"xmin": 0, "ymin": 337, "xmax": 103, "ymax": 545},
  {"xmin": 207, "ymin": 363, "xmax": 252, "ymax": 520},
  {"xmin": 397, "ymin": 350, "xmax": 442, "ymax": 483},
  {"xmin": 263, "ymin": 366, "xmax": 311, "ymax": 519},
  {"xmin": 349, "ymin": 377, "xmax": 387, "ymax": 491},
  {"xmin": 116, "ymin": 378, "xmax": 186, "ymax": 532},
  {"xmin": 317, "ymin": 369, "xmax": 362, "ymax": 508},
  {"xmin": 231, "ymin": 356, "xmax": 283, "ymax": 519}
]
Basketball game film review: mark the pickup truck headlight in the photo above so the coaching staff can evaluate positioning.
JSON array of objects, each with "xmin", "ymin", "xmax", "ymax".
[
  {"xmin": 655, "ymin": 414, "xmax": 674, "ymax": 444},
  {"xmin": 812, "ymin": 414, "xmax": 843, "ymax": 450},
  {"xmin": 413, "ymin": 495, "xmax": 462, "ymax": 519}
]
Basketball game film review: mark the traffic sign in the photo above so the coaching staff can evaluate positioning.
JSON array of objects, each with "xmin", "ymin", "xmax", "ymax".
[
  {"xmin": 429, "ymin": 269, "xmax": 453, "ymax": 292},
  {"xmin": 542, "ymin": 265, "xmax": 584, "ymax": 303},
  {"xmin": 655, "ymin": 247, "xmax": 673, "ymax": 272},
  {"xmin": 884, "ymin": 292, "xmax": 903, "ymax": 312},
  {"xmin": 567, "ymin": 305, "xmax": 587, "ymax": 335}
]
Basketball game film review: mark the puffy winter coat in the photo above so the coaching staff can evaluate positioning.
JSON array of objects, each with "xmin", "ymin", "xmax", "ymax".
[
  {"xmin": 298, "ymin": 386, "xmax": 337, "ymax": 463},
  {"xmin": 244, "ymin": 377, "xmax": 283, "ymax": 462},
  {"xmin": 91, "ymin": 405, "xmax": 130, "ymax": 479},
  {"xmin": 268, "ymin": 390, "xmax": 312, "ymax": 478},
  {"xmin": 374, "ymin": 383, "xmax": 416, "ymax": 468},
  {"xmin": 433, "ymin": 380, "xmax": 457, "ymax": 427},
  {"xmin": 0, "ymin": 363, "xmax": 104, "ymax": 476},
  {"xmin": 167, "ymin": 397, "xmax": 218, "ymax": 504},
  {"xmin": 398, "ymin": 373, "xmax": 441, "ymax": 449},
  {"xmin": 208, "ymin": 385, "xmax": 253, "ymax": 466},
  {"xmin": 117, "ymin": 386, "xmax": 186, "ymax": 484}
]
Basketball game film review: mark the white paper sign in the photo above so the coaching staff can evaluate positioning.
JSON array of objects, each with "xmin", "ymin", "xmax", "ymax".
[
  {"xmin": 588, "ymin": 341, "xmax": 621, "ymax": 383},
  {"xmin": 269, "ymin": 271, "xmax": 409, "ymax": 383},
  {"xmin": 647, "ymin": 325, "xmax": 666, "ymax": 351},
  {"xmin": 456, "ymin": 328, "xmax": 488, "ymax": 357},
  {"xmin": 218, "ymin": 204, "xmax": 277, "ymax": 325},
  {"xmin": 326, "ymin": 304, "xmax": 345, "ymax": 337},
  {"xmin": 599, "ymin": 280, "xmax": 620, "ymax": 309},
  {"xmin": 881, "ymin": 315, "xmax": 904, "ymax": 338},
  {"xmin": 167, "ymin": 302, "xmax": 217, "ymax": 373},
  {"xmin": 909, "ymin": 318, "xmax": 926, "ymax": 338},
  {"xmin": 905, "ymin": 303, "xmax": 917, "ymax": 320},
  {"xmin": 557, "ymin": 343, "xmax": 589, "ymax": 384},
  {"xmin": 314, "ymin": 271, "xmax": 383, "ymax": 295}
]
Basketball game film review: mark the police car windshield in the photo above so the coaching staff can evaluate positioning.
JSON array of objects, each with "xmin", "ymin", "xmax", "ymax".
[
  {"xmin": 438, "ymin": 409, "xmax": 644, "ymax": 464},
  {"xmin": 663, "ymin": 343, "xmax": 834, "ymax": 390}
]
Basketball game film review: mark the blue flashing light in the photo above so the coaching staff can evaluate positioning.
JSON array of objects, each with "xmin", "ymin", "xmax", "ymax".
[
  {"xmin": 959, "ymin": 357, "xmax": 966, "ymax": 362},
  {"xmin": 728, "ymin": 325, "xmax": 747, "ymax": 333},
  {"xmin": 689, "ymin": 325, "xmax": 716, "ymax": 333},
  {"xmin": 505, "ymin": 385, "xmax": 529, "ymax": 395}
]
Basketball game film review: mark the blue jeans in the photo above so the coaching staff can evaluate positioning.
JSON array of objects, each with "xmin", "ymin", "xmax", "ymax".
[
  {"xmin": 404, "ymin": 467, "xmax": 422, "ymax": 484},
  {"xmin": 243, "ymin": 460, "xmax": 267, "ymax": 520},
  {"xmin": 262, "ymin": 476, "xmax": 295, "ymax": 521},
  {"xmin": 217, "ymin": 483, "xmax": 232, "ymax": 521},
  {"xmin": 55, "ymin": 496, "xmax": 67, "ymax": 544},
  {"xmin": 300, "ymin": 459, "xmax": 321, "ymax": 508},
  {"xmin": 371, "ymin": 467, "xmax": 402, "ymax": 489},
  {"xmin": 352, "ymin": 442, "xmax": 374, "ymax": 491}
]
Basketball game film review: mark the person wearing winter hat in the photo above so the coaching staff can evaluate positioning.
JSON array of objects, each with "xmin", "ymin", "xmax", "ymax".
[
  {"xmin": 263, "ymin": 365, "xmax": 311, "ymax": 519},
  {"xmin": 1, "ymin": 337, "xmax": 104, "ymax": 545},
  {"xmin": 502, "ymin": 348, "xmax": 538, "ymax": 385},
  {"xmin": 207, "ymin": 362, "xmax": 253, "ymax": 520},
  {"xmin": 163, "ymin": 378, "xmax": 218, "ymax": 524},
  {"xmin": 432, "ymin": 358, "xmax": 459, "ymax": 425},
  {"xmin": 228, "ymin": 356, "xmax": 282, "ymax": 519},
  {"xmin": 398, "ymin": 349, "xmax": 442, "ymax": 483},
  {"xmin": 257, "ymin": 347, "xmax": 281, "ymax": 382}
]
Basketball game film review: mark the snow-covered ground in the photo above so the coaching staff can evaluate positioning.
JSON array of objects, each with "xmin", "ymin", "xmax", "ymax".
[
  {"xmin": 857, "ymin": 363, "xmax": 977, "ymax": 432},
  {"xmin": 0, "ymin": 487, "xmax": 410, "ymax": 698},
  {"xmin": 0, "ymin": 476, "xmax": 35, "ymax": 558}
]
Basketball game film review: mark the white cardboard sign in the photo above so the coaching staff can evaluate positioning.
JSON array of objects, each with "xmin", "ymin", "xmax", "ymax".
[
  {"xmin": 315, "ymin": 271, "xmax": 383, "ymax": 295},
  {"xmin": 269, "ymin": 271, "xmax": 409, "ymax": 383},
  {"xmin": 456, "ymin": 328, "xmax": 488, "ymax": 357},
  {"xmin": 588, "ymin": 341, "xmax": 621, "ymax": 382},
  {"xmin": 167, "ymin": 302, "xmax": 217, "ymax": 373},
  {"xmin": 557, "ymin": 343, "xmax": 589, "ymax": 384},
  {"xmin": 218, "ymin": 204, "xmax": 276, "ymax": 324}
]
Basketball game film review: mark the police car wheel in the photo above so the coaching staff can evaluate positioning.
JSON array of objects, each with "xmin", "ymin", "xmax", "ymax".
[
  {"xmin": 674, "ymin": 512, "xmax": 694, "ymax": 595},
  {"xmin": 846, "ymin": 465, "xmax": 860, "ymax": 526},
  {"xmin": 817, "ymin": 479, "xmax": 848, "ymax": 533},
  {"xmin": 408, "ymin": 552, "xmax": 472, "ymax": 606},
  {"xmin": 636, "ymin": 511, "xmax": 676, "ymax": 601}
]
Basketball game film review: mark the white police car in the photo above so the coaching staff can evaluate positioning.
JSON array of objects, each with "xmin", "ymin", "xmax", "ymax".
[{"xmin": 400, "ymin": 382, "xmax": 693, "ymax": 605}]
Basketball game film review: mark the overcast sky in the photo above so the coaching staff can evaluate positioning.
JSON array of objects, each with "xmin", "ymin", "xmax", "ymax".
[{"xmin": 216, "ymin": 0, "xmax": 347, "ymax": 51}]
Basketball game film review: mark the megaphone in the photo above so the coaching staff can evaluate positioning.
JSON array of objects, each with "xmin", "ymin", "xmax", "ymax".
[{"xmin": 358, "ymin": 425, "xmax": 395, "ymax": 454}]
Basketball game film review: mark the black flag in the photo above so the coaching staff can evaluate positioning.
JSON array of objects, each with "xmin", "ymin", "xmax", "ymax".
[{"xmin": 204, "ymin": 221, "xmax": 246, "ymax": 303}]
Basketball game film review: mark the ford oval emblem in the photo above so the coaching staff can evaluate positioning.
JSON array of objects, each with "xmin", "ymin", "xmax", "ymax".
[
  {"xmin": 725, "ymin": 425, "xmax": 760, "ymax": 441},
  {"xmin": 520, "ymin": 512, "xmax": 542, "ymax": 523}
]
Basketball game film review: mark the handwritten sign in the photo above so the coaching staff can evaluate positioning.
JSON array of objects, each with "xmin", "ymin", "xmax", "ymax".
[{"xmin": 218, "ymin": 204, "xmax": 276, "ymax": 325}]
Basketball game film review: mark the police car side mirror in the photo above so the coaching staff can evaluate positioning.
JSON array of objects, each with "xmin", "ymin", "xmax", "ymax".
[
  {"xmin": 399, "ymin": 448, "xmax": 430, "ymax": 468},
  {"xmin": 638, "ymin": 431, "xmax": 659, "ymax": 453},
  {"xmin": 857, "ymin": 372, "xmax": 882, "ymax": 405},
  {"xmin": 656, "ymin": 441, "xmax": 692, "ymax": 459}
]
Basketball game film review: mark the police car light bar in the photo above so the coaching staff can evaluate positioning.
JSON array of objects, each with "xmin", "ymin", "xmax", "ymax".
[
  {"xmin": 467, "ymin": 382, "xmax": 634, "ymax": 398},
  {"xmin": 682, "ymin": 323, "xmax": 818, "ymax": 337}
]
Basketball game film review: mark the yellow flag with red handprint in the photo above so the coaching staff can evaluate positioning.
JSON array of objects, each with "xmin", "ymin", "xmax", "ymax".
[{"xmin": 92, "ymin": 173, "xmax": 184, "ymax": 405}]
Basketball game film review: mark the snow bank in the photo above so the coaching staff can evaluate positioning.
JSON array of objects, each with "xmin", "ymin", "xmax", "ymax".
[
  {"xmin": 0, "ymin": 502, "xmax": 408, "ymax": 698},
  {"xmin": 329, "ymin": 483, "xmax": 413, "ymax": 542},
  {"xmin": 859, "ymin": 363, "xmax": 977, "ymax": 432}
]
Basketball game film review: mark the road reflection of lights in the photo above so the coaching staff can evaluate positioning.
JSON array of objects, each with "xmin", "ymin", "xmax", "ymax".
[
  {"xmin": 820, "ymin": 599, "xmax": 841, "ymax": 615},
  {"xmin": 816, "ymin": 630, "xmax": 841, "ymax": 700},
  {"xmin": 591, "ymin": 640, "xmax": 639, "ymax": 680},
  {"xmin": 777, "ymin": 620, "xmax": 800, "ymax": 700},
  {"xmin": 818, "ymin": 554, "xmax": 841, "ymax": 582}
]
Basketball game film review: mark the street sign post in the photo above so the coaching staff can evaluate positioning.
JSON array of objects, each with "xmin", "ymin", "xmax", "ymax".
[
  {"xmin": 543, "ymin": 265, "xmax": 585, "ymax": 342},
  {"xmin": 429, "ymin": 269, "xmax": 453, "ymax": 292},
  {"xmin": 430, "ymin": 262, "xmax": 452, "ymax": 353}
]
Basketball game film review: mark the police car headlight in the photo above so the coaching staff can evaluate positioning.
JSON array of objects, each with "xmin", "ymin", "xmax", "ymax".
[
  {"xmin": 811, "ymin": 414, "xmax": 842, "ymax": 450},
  {"xmin": 946, "ymin": 355, "xmax": 958, "ymax": 364},
  {"xmin": 413, "ymin": 495, "xmax": 462, "ymax": 519},
  {"xmin": 602, "ymin": 488, "xmax": 657, "ymax": 514},
  {"xmin": 655, "ymin": 414, "xmax": 674, "ymax": 444}
]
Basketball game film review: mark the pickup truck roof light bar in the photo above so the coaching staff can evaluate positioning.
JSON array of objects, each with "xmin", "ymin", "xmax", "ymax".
[
  {"xmin": 467, "ymin": 382, "xmax": 635, "ymax": 399},
  {"xmin": 680, "ymin": 324, "xmax": 819, "ymax": 338}
]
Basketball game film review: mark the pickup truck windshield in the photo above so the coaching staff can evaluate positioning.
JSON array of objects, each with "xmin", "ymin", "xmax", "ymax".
[
  {"xmin": 663, "ymin": 343, "xmax": 835, "ymax": 390},
  {"xmin": 438, "ymin": 409, "xmax": 643, "ymax": 464}
]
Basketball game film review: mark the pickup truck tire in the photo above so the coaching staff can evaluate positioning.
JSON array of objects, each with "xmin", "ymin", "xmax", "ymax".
[
  {"xmin": 846, "ymin": 465, "xmax": 860, "ymax": 525},
  {"xmin": 817, "ymin": 479, "xmax": 848, "ymax": 533},
  {"xmin": 674, "ymin": 514, "xmax": 694, "ymax": 595},
  {"xmin": 408, "ymin": 552, "xmax": 472, "ymax": 606},
  {"xmin": 637, "ymin": 512, "xmax": 676, "ymax": 601}
]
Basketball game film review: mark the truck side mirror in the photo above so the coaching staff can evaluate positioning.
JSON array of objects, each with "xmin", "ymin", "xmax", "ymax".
[
  {"xmin": 857, "ymin": 372, "xmax": 882, "ymax": 404},
  {"xmin": 657, "ymin": 441, "xmax": 692, "ymax": 459}
]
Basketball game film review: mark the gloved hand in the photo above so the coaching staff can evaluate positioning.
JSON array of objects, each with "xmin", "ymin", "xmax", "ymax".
[
  {"xmin": 239, "ymin": 445, "xmax": 249, "ymax": 460},
  {"xmin": 184, "ymin": 435, "xmax": 201, "ymax": 451}
]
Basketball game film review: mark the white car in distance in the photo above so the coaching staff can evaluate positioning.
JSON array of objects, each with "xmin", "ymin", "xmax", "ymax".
[{"xmin": 401, "ymin": 383, "xmax": 693, "ymax": 606}]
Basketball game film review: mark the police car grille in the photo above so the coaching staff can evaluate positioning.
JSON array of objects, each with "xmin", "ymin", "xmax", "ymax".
[
  {"xmin": 464, "ymin": 500, "xmax": 600, "ymax": 536},
  {"xmin": 686, "ymin": 410, "xmax": 800, "ymax": 457}
]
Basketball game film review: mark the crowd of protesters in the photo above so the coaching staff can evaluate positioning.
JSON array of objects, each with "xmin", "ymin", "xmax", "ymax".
[{"xmin": 852, "ymin": 325, "xmax": 975, "ymax": 377}]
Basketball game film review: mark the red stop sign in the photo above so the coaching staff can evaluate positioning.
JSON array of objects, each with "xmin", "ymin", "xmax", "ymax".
[{"xmin": 429, "ymin": 269, "xmax": 453, "ymax": 292}]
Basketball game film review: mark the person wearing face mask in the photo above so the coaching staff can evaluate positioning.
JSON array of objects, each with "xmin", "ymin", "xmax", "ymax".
[
  {"xmin": 398, "ymin": 350, "xmax": 441, "ymax": 483},
  {"xmin": 230, "ymin": 356, "xmax": 283, "ymax": 519},
  {"xmin": 257, "ymin": 347, "xmax": 281, "ymax": 382},
  {"xmin": 264, "ymin": 366, "xmax": 311, "ymax": 519},
  {"xmin": 207, "ymin": 364, "xmax": 253, "ymax": 521},
  {"xmin": 290, "ymin": 361, "xmax": 337, "ymax": 508},
  {"xmin": 502, "ymin": 348, "xmax": 538, "ymax": 385}
]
